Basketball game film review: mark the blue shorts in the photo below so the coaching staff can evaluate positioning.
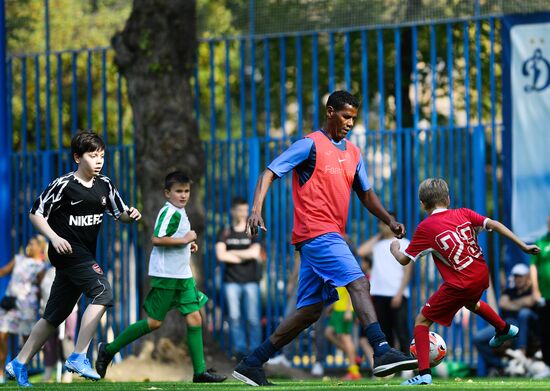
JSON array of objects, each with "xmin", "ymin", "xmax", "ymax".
[{"xmin": 296, "ymin": 233, "xmax": 365, "ymax": 309}]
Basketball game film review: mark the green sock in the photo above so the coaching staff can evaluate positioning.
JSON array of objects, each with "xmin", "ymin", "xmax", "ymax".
[
  {"xmin": 106, "ymin": 319, "xmax": 151, "ymax": 355},
  {"xmin": 186, "ymin": 325, "xmax": 206, "ymax": 375}
]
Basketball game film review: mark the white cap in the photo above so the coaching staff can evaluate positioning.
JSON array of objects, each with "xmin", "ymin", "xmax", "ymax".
[{"xmin": 511, "ymin": 263, "xmax": 529, "ymax": 276}]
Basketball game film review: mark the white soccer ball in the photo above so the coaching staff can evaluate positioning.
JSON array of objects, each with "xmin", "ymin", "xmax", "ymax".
[{"xmin": 410, "ymin": 331, "xmax": 447, "ymax": 367}]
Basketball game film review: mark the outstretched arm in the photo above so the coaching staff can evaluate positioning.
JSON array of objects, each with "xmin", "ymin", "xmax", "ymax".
[
  {"xmin": 247, "ymin": 169, "xmax": 277, "ymax": 237},
  {"xmin": 485, "ymin": 219, "xmax": 540, "ymax": 254},
  {"xmin": 390, "ymin": 240, "xmax": 411, "ymax": 265},
  {"xmin": 356, "ymin": 188, "xmax": 405, "ymax": 238},
  {"xmin": 357, "ymin": 232, "xmax": 382, "ymax": 258}
]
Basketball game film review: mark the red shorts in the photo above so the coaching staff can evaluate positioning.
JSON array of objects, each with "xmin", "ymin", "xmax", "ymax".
[{"xmin": 421, "ymin": 282, "xmax": 486, "ymax": 327}]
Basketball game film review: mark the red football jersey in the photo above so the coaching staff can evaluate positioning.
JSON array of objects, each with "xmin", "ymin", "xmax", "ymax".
[{"xmin": 404, "ymin": 208, "xmax": 490, "ymax": 289}]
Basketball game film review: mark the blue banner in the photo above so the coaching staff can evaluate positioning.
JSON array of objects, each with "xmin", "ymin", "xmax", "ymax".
[{"xmin": 503, "ymin": 12, "xmax": 550, "ymax": 245}]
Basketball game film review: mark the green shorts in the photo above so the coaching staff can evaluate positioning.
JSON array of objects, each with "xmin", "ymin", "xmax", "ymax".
[
  {"xmin": 328, "ymin": 311, "xmax": 354, "ymax": 335},
  {"xmin": 143, "ymin": 277, "xmax": 208, "ymax": 321}
]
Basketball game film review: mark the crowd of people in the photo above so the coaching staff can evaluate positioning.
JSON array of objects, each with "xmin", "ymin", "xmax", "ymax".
[{"xmin": 1, "ymin": 92, "xmax": 549, "ymax": 386}]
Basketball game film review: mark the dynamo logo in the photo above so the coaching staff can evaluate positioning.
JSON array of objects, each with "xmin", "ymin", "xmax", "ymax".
[{"xmin": 522, "ymin": 48, "xmax": 550, "ymax": 93}]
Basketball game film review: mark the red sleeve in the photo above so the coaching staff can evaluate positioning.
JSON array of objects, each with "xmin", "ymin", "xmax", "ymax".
[
  {"xmin": 461, "ymin": 208, "xmax": 487, "ymax": 228},
  {"xmin": 404, "ymin": 225, "xmax": 431, "ymax": 261}
]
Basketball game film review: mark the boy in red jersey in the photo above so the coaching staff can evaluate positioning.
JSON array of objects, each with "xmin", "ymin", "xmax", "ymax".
[
  {"xmin": 232, "ymin": 91, "xmax": 417, "ymax": 387},
  {"xmin": 390, "ymin": 178, "xmax": 540, "ymax": 385}
]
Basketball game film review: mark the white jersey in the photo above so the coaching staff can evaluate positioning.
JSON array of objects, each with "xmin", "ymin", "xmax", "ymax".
[
  {"xmin": 148, "ymin": 202, "xmax": 192, "ymax": 279},
  {"xmin": 370, "ymin": 238, "xmax": 410, "ymax": 298}
]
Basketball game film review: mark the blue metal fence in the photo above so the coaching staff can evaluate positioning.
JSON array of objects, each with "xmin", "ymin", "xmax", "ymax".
[
  {"xmin": 1, "ymin": 2, "xmax": 510, "ymax": 375},
  {"xmin": 197, "ymin": 17, "xmax": 505, "ymax": 370}
]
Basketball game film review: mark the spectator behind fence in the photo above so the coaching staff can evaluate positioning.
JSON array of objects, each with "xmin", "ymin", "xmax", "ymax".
[
  {"xmin": 216, "ymin": 197, "xmax": 263, "ymax": 361},
  {"xmin": 0, "ymin": 236, "xmax": 47, "ymax": 383},
  {"xmin": 40, "ymin": 265, "xmax": 78, "ymax": 383},
  {"xmin": 357, "ymin": 215, "xmax": 412, "ymax": 353},
  {"xmin": 531, "ymin": 215, "xmax": 550, "ymax": 369},
  {"xmin": 473, "ymin": 263, "xmax": 538, "ymax": 375}
]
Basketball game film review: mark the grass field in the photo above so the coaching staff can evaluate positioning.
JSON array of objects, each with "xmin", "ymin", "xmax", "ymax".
[{"xmin": 4, "ymin": 378, "xmax": 550, "ymax": 390}]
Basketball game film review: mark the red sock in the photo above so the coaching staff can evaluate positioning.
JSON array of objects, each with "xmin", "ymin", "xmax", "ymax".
[
  {"xmin": 413, "ymin": 325, "xmax": 430, "ymax": 372},
  {"xmin": 474, "ymin": 301, "xmax": 506, "ymax": 331}
]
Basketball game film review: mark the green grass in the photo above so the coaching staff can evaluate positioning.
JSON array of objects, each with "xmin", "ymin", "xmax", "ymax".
[{"xmin": 4, "ymin": 378, "xmax": 550, "ymax": 390}]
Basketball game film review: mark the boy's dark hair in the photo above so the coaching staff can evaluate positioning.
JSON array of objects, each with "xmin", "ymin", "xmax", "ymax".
[
  {"xmin": 164, "ymin": 171, "xmax": 192, "ymax": 190},
  {"xmin": 326, "ymin": 90, "xmax": 360, "ymax": 111},
  {"xmin": 418, "ymin": 178, "xmax": 450, "ymax": 210},
  {"xmin": 231, "ymin": 197, "xmax": 248, "ymax": 208},
  {"xmin": 71, "ymin": 131, "xmax": 106, "ymax": 159}
]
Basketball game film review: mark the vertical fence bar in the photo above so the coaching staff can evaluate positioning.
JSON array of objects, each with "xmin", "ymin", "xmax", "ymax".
[
  {"xmin": 209, "ymin": 41, "xmax": 216, "ymax": 140},
  {"xmin": 328, "ymin": 33, "xmax": 335, "ymax": 92},
  {"xmin": 473, "ymin": 17, "xmax": 487, "ymax": 372},
  {"xmin": 489, "ymin": 18, "xmax": 501, "ymax": 299},
  {"xmin": 193, "ymin": 51, "xmax": 200, "ymax": 127},
  {"xmin": 7, "ymin": 57, "xmax": 13, "ymax": 251},
  {"xmin": 225, "ymin": 40, "xmax": 232, "ymax": 140},
  {"xmin": 412, "ymin": 26, "xmax": 422, "ymax": 314},
  {"xmin": 86, "ymin": 50, "xmax": 92, "ymax": 129},
  {"xmin": 430, "ymin": 25, "xmax": 437, "ymax": 178},
  {"xmin": 56, "ymin": 53, "xmax": 63, "ymax": 169},
  {"xmin": 101, "ymin": 50, "xmax": 108, "ymax": 141},
  {"xmin": 360, "ymin": 29, "xmax": 369, "ymax": 239},
  {"xmin": 250, "ymin": 39, "xmax": 257, "ymax": 138},
  {"xmin": 312, "ymin": 34, "xmax": 319, "ymax": 131},
  {"xmin": 344, "ymin": 32, "xmax": 351, "ymax": 91},
  {"xmin": 225, "ymin": 39, "xmax": 233, "ymax": 220},
  {"xmin": 447, "ymin": 23, "xmax": 455, "ymax": 206},
  {"xmin": 279, "ymin": 37, "xmax": 287, "ymax": 140},
  {"xmin": 34, "ymin": 55, "xmax": 41, "ymax": 152},
  {"xmin": 295, "ymin": 36, "xmax": 303, "ymax": 138},
  {"xmin": 0, "ymin": 0, "xmax": 10, "ymax": 280},
  {"xmin": 238, "ymin": 39, "xmax": 247, "ymax": 194},
  {"xmin": 395, "ymin": 28, "xmax": 403, "ymax": 223},
  {"xmin": 463, "ymin": 22, "xmax": 471, "ymax": 207},
  {"xmin": 263, "ymin": 38, "xmax": 270, "ymax": 138},
  {"xmin": 71, "ymin": 51, "xmax": 78, "ymax": 134},
  {"xmin": 376, "ymin": 29, "xmax": 384, "ymax": 201},
  {"xmin": 21, "ymin": 58, "xmax": 28, "ymax": 241}
]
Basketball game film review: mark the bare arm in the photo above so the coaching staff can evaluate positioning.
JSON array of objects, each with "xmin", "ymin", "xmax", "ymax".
[
  {"xmin": 499, "ymin": 294, "xmax": 536, "ymax": 311},
  {"xmin": 531, "ymin": 264, "xmax": 542, "ymax": 302},
  {"xmin": 119, "ymin": 207, "xmax": 142, "ymax": 223},
  {"xmin": 247, "ymin": 170, "xmax": 277, "ymax": 236},
  {"xmin": 29, "ymin": 213, "xmax": 72, "ymax": 255},
  {"xmin": 485, "ymin": 219, "xmax": 540, "ymax": 254},
  {"xmin": 356, "ymin": 188, "xmax": 405, "ymax": 238},
  {"xmin": 215, "ymin": 242, "xmax": 242, "ymax": 264},
  {"xmin": 0, "ymin": 259, "xmax": 15, "ymax": 278},
  {"xmin": 230, "ymin": 243, "xmax": 262, "ymax": 260},
  {"xmin": 152, "ymin": 230, "xmax": 197, "ymax": 247},
  {"xmin": 357, "ymin": 233, "xmax": 382, "ymax": 258},
  {"xmin": 390, "ymin": 240, "xmax": 412, "ymax": 265}
]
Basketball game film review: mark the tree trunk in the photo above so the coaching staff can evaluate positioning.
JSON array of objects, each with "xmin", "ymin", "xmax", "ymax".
[{"xmin": 112, "ymin": 0, "xmax": 203, "ymax": 343}]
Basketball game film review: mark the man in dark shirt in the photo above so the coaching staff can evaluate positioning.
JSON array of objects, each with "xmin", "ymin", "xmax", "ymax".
[
  {"xmin": 216, "ymin": 197, "xmax": 263, "ymax": 360},
  {"xmin": 473, "ymin": 263, "xmax": 537, "ymax": 373}
]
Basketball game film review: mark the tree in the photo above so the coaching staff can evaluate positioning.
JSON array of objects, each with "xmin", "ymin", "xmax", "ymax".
[{"xmin": 112, "ymin": 0, "xmax": 204, "ymax": 342}]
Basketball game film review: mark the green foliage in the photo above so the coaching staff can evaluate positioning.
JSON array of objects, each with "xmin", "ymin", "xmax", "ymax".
[{"xmin": 6, "ymin": 0, "xmax": 133, "ymax": 151}]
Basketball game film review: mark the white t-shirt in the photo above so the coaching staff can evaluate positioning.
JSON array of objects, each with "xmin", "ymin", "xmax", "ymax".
[
  {"xmin": 148, "ymin": 202, "xmax": 192, "ymax": 279},
  {"xmin": 369, "ymin": 237, "xmax": 410, "ymax": 298}
]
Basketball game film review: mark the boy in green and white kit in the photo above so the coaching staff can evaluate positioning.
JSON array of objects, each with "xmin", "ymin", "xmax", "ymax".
[{"xmin": 95, "ymin": 171, "xmax": 226, "ymax": 383}]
